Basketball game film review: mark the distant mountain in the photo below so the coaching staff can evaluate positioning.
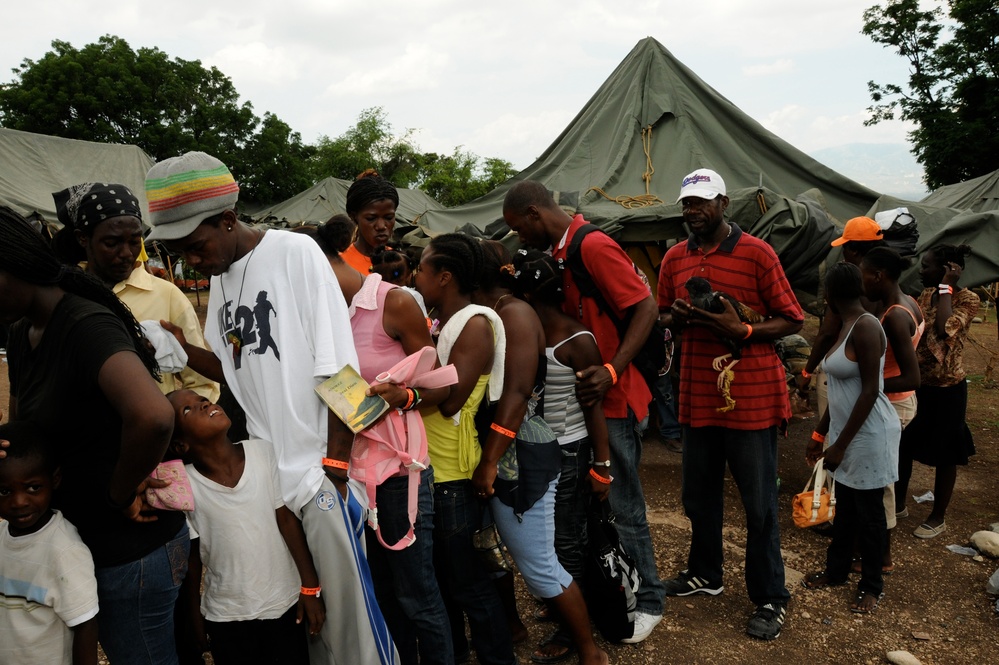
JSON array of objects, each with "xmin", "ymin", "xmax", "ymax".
[{"xmin": 809, "ymin": 143, "xmax": 928, "ymax": 201}]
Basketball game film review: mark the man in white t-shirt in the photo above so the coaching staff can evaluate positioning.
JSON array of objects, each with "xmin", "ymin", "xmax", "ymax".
[{"xmin": 147, "ymin": 152, "xmax": 398, "ymax": 665}]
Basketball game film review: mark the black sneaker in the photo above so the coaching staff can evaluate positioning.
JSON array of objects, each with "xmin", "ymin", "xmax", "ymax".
[
  {"xmin": 746, "ymin": 603, "xmax": 786, "ymax": 641},
  {"xmin": 663, "ymin": 570, "xmax": 724, "ymax": 597}
]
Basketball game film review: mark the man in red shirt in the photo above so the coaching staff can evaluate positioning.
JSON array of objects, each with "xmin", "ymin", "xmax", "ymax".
[
  {"xmin": 657, "ymin": 169, "xmax": 803, "ymax": 641},
  {"xmin": 503, "ymin": 181, "xmax": 665, "ymax": 644}
]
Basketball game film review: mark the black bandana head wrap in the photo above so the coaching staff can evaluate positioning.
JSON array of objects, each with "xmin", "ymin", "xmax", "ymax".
[{"xmin": 52, "ymin": 182, "xmax": 142, "ymax": 232}]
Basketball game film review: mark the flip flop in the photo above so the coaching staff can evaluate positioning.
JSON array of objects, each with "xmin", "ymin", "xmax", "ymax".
[
  {"xmin": 913, "ymin": 522, "xmax": 946, "ymax": 539},
  {"xmin": 850, "ymin": 591, "xmax": 884, "ymax": 614},
  {"xmin": 531, "ymin": 629, "xmax": 575, "ymax": 664}
]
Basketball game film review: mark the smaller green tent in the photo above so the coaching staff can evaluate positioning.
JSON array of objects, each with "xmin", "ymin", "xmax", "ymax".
[
  {"xmin": 251, "ymin": 176, "xmax": 446, "ymax": 227},
  {"xmin": 0, "ymin": 127, "xmax": 155, "ymax": 225}
]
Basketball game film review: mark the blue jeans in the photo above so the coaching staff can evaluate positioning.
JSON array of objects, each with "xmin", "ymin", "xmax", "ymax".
[
  {"xmin": 432, "ymin": 479, "xmax": 515, "ymax": 665},
  {"xmin": 651, "ymin": 374, "xmax": 681, "ymax": 439},
  {"xmin": 553, "ymin": 437, "xmax": 592, "ymax": 583},
  {"xmin": 95, "ymin": 524, "xmax": 190, "ymax": 665},
  {"xmin": 681, "ymin": 426, "xmax": 790, "ymax": 606},
  {"xmin": 366, "ymin": 468, "xmax": 454, "ymax": 665},
  {"xmin": 606, "ymin": 411, "xmax": 665, "ymax": 615}
]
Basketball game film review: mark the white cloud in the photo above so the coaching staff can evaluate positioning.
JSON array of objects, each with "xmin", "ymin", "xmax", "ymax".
[
  {"xmin": 325, "ymin": 43, "xmax": 450, "ymax": 97},
  {"xmin": 742, "ymin": 59, "xmax": 794, "ymax": 77},
  {"xmin": 209, "ymin": 42, "xmax": 301, "ymax": 86}
]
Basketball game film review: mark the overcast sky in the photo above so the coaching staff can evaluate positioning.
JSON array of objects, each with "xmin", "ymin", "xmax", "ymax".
[{"xmin": 3, "ymin": 0, "xmax": 919, "ymax": 173}]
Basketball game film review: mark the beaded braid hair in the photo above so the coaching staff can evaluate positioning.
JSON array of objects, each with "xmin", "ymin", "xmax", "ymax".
[
  {"xmin": 425, "ymin": 233, "xmax": 483, "ymax": 295},
  {"xmin": 509, "ymin": 248, "xmax": 564, "ymax": 305},
  {"xmin": 0, "ymin": 206, "xmax": 160, "ymax": 380}
]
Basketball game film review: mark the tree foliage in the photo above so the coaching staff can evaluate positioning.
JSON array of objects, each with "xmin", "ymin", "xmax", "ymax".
[
  {"xmin": 0, "ymin": 35, "xmax": 312, "ymax": 202},
  {"xmin": 863, "ymin": 0, "xmax": 999, "ymax": 188},
  {"xmin": 309, "ymin": 107, "xmax": 517, "ymax": 206},
  {"xmin": 0, "ymin": 38, "xmax": 517, "ymax": 207}
]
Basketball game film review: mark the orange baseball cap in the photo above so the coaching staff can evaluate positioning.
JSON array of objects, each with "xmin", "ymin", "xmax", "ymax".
[{"xmin": 831, "ymin": 216, "xmax": 883, "ymax": 246}]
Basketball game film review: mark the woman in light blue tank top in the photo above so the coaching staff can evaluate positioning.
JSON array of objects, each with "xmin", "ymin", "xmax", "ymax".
[{"xmin": 803, "ymin": 263, "xmax": 901, "ymax": 614}]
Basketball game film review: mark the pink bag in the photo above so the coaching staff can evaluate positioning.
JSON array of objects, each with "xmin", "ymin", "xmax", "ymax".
[
  {"xmin": 352, "ymin": 346, "xmax": 458, "ymax": 550},
  {"xmin": 145, "ymin": 459, "xmax": 196, "ymax": 512}
]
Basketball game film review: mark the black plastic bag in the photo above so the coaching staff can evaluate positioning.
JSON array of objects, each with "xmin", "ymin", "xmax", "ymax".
[{"xmin": 583, "ymin": 497, "xmax": 642, "ymax": 642}]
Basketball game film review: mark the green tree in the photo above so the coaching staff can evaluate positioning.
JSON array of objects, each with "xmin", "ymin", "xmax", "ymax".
[
  {"xmin": 240, "ymin": 113, "xmax": 315, "ymax": 202},
  {"xmin": 419, "ymin": 150, "xmax": 517, "ymax": 206},
  {"xmin": 0, "ymin": 35, "xmax": 308, "ymax": 202},
  {"xmin": 309, "ymin": 107, "xmax": 517, "ymax": 205},
  {"xmin": 308, "ymin": 107, "xmax": 423, "ymax": 186},
  {"xmin": 863, "ymin": 0, "xmax": 999, "ymax": 188}
]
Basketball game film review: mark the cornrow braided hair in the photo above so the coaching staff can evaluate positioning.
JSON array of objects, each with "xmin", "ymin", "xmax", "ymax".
[
  {"xmin": 345, "ymin": 171, "xmax": 399, "ymax": 218},
  {"xmin": 426, "ymin": 233, "xmax": 483, "ymax": 295},
  {"xmin": 0, "ymin": 206, "xmax": 160, "ymax": 380},
  {"xmin": 510, "ymin": 249, "xmax": 564, "ymax": 304}
]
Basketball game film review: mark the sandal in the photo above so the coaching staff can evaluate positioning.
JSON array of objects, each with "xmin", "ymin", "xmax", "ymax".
[
  {"xmin": 802, "ymin": 572, "xmax": 847, "ymax": 590},
  {"xmin": 850, "ymin": 591, "xmax": 884, "ymax": 614},
  {"xmin": 531, "ymin": 629, "xmax": 575, "ymax": 664},
  {"xmin": 533, "ymin": 604, "xmax": 556, "ymax": 622},
  {"xmin": 850, "ymin": 559, "xmax": 895, "ymax": 575}
]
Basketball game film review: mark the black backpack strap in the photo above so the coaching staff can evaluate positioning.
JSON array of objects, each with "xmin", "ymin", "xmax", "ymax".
[{"xmin": 561, "ymin": 224, "xmax": 627, "ymax": 334}]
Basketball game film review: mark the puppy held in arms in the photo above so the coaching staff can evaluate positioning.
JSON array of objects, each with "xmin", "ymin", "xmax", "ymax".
[{"xmin": 685, "ymin": 277, "xmax": 764, "ymax": 412}]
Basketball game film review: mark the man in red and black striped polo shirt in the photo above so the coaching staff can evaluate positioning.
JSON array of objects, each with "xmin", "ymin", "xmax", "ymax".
[{"xmin": 657, "ymin": 168, "xmax": 803, "ymax": 642}]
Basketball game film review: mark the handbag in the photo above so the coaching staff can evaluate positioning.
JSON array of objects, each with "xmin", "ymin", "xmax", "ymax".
[
  {"xmin": 584, "ymin": 497, "xmax": 642, "ymax": 642},
  {"xmin": 792, "ymin": 458, "xmax": 836, "ymax": 528},
  {"xmin": 471, "ymin": 522, "xmax": 515, "ymax": 574}
]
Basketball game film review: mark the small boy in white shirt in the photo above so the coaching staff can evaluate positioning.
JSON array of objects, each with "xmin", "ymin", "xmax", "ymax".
[
  {"xmin": 0, "ymin": 421, "xmax": 99, "ymax": 665},
  {"xmin": 168, "ymin": 390, "xmax": 324, "ymax": 665}
]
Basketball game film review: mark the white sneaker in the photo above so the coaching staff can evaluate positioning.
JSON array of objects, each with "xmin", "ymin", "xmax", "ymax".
[{"xmin": 621, "ymin": 611, "xmax": 663, "ymax": 644}]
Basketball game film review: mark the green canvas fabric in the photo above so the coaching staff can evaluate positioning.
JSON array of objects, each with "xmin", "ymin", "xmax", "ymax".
[
  {"xmin": 251, "ymin": 176, "xmax": 446, "ymax": 227},
  {"xmin": 414, "ymin": 37, "xmax": 880, "ymax": 239},
  {"xmin": 0, "ymin": 127, "xmax": 155, "ymax": 226},
  {"xmin": 921, "ymin": 169, "xmax": 999, "ymax": 213},
  {"xmin": 866, "ymin": 194, "xmax": 999, "ymax": 292}
]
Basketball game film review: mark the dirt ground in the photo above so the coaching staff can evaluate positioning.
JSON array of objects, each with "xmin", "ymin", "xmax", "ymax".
[{"xmin": 2, "ymin": 298, "xmax": 998, "ymax": 665}]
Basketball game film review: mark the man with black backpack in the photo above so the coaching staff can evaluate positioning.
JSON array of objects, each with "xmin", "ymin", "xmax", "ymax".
[{"xmin": 502, "ymin": 181, "xmax": 666, "ymax": 645}]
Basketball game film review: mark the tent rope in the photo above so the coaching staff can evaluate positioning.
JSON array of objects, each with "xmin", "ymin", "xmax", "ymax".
[
  {"xmin": 756, "ymin": 190, "xmax": 768, "ymax": 215},
  {"xmin": 588, "ymin": 125, "xmax": 664, "ymax": 209}
]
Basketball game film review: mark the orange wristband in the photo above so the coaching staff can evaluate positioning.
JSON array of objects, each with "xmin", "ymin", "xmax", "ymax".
[
  {"xmin": 811, "ymin": 431, "xmax": 826, "ymax": 444},
  {"xmin": 301, "ymin": 586, "xmax": 322, "ymax": 598},
  {"xmin": 743, "ymin": 323, "xmax": 753, "ymax": 340},
  {"xmin": 322, "ymin": 458, "xmax": 349, "ymax": 470},
  {"xmin": 490, "ymin": 422, "xmax": 517, "ymax": 438},
  {"xmin": 800, "ymin": 368, "xmax": 811, "ymax": 379},
  {"xmin": 603, "ymin": 363, "xmax": 618, "ymax": 385},
  {"xmin": 589, "ymin": 468, "xmax": 613, "ymax": 485}
]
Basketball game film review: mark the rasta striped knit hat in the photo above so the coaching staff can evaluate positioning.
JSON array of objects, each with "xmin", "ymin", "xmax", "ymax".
[{"xmin": 145, "ymin": 152, "xmax": 240, "ymax": 241}]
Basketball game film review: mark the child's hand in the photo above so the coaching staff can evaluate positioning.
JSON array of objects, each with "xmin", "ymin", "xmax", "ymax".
[
  {"xmin": 0, "ymin": 438, "xmax": 8, "ymax": 460},
  {"xmin": 297, "ymin": 594, "xmax": 326, "ymax": 637}
]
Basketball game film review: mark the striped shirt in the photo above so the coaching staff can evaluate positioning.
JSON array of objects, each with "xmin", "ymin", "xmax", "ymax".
[{"xmin": 657, "ymin": 224, "xmax": 803, "ymax": 429}]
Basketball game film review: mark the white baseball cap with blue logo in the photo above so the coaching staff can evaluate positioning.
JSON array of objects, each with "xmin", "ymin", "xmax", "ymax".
[{"xmin": 677, "ymin": 168, "xmax": 726, "ymax": 203}]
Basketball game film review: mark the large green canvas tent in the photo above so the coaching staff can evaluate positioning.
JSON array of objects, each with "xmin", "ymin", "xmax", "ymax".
[
  {"xmin": 0, "ymin": 127, "xmax": 156, "ymax": 224},
  {"xmin": 921, "ymin": 169, "xmax": 999, "ymax": 213},
  {"xmin": 252, "ymin": 176, "xmax": 446, "ymax": 227},
  {"xmin": 414, "ymin": 37, "xmax": 880, "ymax": 243}
]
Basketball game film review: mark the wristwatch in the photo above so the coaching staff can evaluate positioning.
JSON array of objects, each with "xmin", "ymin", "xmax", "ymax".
[{"xmin": 592, "ymin": 460, "xmax": 611, "ymax": 467}]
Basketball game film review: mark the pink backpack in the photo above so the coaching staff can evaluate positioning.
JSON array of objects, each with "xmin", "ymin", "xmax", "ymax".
[{"xmin": 351, "ymin": 346, "xmax": 458, "ymax": 549}]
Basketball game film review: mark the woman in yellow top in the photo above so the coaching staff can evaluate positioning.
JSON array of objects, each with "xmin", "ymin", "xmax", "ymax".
[{"xmin": 415, "ymin": 233, "xmax": 517, "ymax": 665}]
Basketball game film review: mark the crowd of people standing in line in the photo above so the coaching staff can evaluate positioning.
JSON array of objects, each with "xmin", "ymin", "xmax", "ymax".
[{"xmin": 0, "ymin": 154, "xmax": 980, "ymax": 665}]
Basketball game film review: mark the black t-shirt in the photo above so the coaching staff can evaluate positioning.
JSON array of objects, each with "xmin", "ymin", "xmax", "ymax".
[{"xmin": 8, "ymin": 294, "xmax": 184, "ymax": 567}]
